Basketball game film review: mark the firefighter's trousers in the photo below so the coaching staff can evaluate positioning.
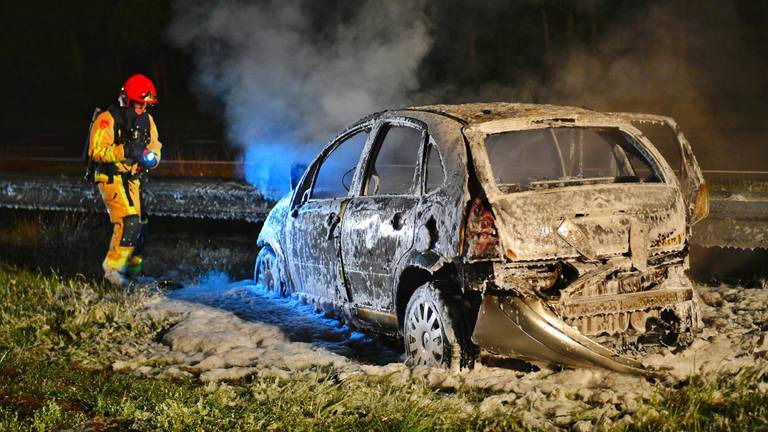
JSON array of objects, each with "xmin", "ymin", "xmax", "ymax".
[{"xmin": 97, "ymin": 175, "xmax": 146, "ymax": 274}]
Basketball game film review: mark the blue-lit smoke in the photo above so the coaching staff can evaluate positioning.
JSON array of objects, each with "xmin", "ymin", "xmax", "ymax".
[
  {"xmin": 241, "ymin": 144, "xmax": 316, "ymax": 201},
  {"xmin": 170, "ymin": 0, "xmax": 431, "ymax": 199}
]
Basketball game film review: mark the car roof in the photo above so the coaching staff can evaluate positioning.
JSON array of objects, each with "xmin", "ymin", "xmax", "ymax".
[{"xmin": 406, "ymin": 102, "xmax": 600, "ymax": 125}]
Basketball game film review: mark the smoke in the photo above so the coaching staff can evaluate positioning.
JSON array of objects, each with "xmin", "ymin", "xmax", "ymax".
[
  {"xmin": 543, "ymin": 2, "xmax": 763, "ymax": 169},
  {"xmin": 172, "ymin": 0, "xmax": 763, "ymax": 187},
  {"xmin": 169, "ymin": 0, "xmax": 430, "ymax": 198},
  {"xmin": 424, "ymin": 2, "xmax": 762, "ymax": 170},
  {"xmin": 543, "ymin": 4, "xmax": 736, "ymax": 121}
]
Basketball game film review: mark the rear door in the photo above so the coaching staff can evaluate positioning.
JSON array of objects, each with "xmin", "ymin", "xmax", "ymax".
[
  {"xmin": 285, "ymin": 128, "xmax": 370, "ymax": 301},
  {"xmin": 340, "ymin": 118, "xmax": 425, "ymax": 310},
  {"xmin": 613, "ymin": 113, "xmax": 708, "ymax": 224}
]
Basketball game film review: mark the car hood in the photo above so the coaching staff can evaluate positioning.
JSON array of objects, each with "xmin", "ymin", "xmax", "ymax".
[{"xmin": 489, "ymin": 184, "xmax": 687, "ymax": 262}]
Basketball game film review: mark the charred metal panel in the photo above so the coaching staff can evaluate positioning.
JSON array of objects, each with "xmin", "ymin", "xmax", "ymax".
[
  {"xmin": 356, "ymin": 306, "xmax": 398, "ymax": 328},
  {"xmin": 412, "ymin": 103, "xmax": 600, "ymax": 126},
  {"xmin": 400, "ymin": 110, "xmax": 472, "ymax": 261},
  {"xmin": 629, "ymin": 219, "xmax": 649, "ymax": 271},
  {"xmin": 472, "ymin": 294, "xmax": 650, "ymax": 375},
  {"xmin": 556, "ymin": 218, "xmax": 597, "ymax": 260},
  {"xmin": 343, "ymin": 110, "xmax": 472, "ymax": 313},
  {"xmin": 285, "ymin": 197, "xmax": 347, "ymax": 300},
  {"xmin": 488, "ymin": 185, "xmax": 685, "ymax": 261},
  {"xmin": 341, "ymin": 195, "xmax": 419, "ymax": 309},
  {"xmin": 461, "ymin": 113, "xmax": 689, "ymax": 263},
  {"xmin": 339, "ymin": 115, "xmax": 424, "ymax": 310},
  {"xmin": 280, "ymin": 121, "xmax": 376, "ymax": 304}
]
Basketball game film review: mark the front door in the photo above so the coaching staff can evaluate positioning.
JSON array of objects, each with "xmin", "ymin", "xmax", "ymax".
[
  {"xmin": 341, "ymin": 119, "xmax": 425, "ymax": 310},
  {"xmin": 285, "ymin": 129, "xmax": 370, "ymax": 301}
]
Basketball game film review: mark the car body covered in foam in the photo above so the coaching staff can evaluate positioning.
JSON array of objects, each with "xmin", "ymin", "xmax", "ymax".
[{"xmin": 255, "ymin": 102, "xmax": 709, "ymax": 373}]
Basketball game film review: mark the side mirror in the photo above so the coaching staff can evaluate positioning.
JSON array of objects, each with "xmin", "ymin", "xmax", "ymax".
[{"xmin": 290, "ymin": 162, "xmax": 308, "ymax": 190}]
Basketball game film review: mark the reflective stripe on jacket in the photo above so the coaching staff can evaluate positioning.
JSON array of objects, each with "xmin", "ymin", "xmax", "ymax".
[{"xmin": 88, "ymin": 111, "xmax": 163, "ymax": 176}]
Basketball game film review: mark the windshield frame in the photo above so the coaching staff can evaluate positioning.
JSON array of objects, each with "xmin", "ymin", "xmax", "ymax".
[{"xmin": 464, "ymin": 117, "xmax": 675, "ymax": 196}]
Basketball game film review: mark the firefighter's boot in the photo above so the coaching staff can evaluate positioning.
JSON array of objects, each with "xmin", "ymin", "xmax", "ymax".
[
  {"xmin": 103, "ymin": 263, "xmax": 129, "ymax": 287},
  {"xmin": 103, "ymin": 245, "xmax": 133, "ymax": 287},
  {"xmin": 126, "ymin": 255, "xmax": 143, "ymax": 277}
]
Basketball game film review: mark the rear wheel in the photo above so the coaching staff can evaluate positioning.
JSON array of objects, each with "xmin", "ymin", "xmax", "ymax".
[
  {"xmin": 403, "ymin": 283, "xmax": 474, "ymax": 369},
  {"xmin": 254, "ymin": 246, "xmax": 283, "ymax": 295}
]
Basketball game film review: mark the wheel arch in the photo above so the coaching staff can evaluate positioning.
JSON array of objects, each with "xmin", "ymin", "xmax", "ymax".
[
  {"xmin": 393, "ymin": 250, "xmax": 458, "ymax": 330},
  {"xmin": 256, "ymin": 236, "xmax": 283, "ymax": 259},
  {"xmin": 255, "ymin": 227, "xmax": 293, "ymax": 293},
  {"xmin": 256, "ymin": 193, "xmax": 292, "ymax": 261}
]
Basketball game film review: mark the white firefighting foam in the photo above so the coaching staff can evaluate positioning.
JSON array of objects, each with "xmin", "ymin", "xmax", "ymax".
[{"xmin": 113, "ymin": 278, "xmax": 768, "ymax": 429}]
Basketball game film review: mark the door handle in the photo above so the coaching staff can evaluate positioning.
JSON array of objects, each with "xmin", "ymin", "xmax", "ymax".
[{"xmin": 390, "ymin": 212, "xmax": 405, "ymax": 230}]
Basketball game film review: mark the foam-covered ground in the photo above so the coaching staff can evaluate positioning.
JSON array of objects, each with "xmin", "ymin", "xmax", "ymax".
[
  {"xmin": 113, "ymin": 277, "xmax": 768, "ymax": 430},
  {"xmin": 164, "ymin": 272, "xmax": 402, "ymax": 365}
]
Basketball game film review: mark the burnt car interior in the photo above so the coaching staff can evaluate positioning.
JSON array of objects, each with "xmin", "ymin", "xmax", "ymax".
[
  {"xmin": 423, "ymin": 142, "xmax": 446, "ymax": 193},
  {"xmin": 309, "ymin": 129, "xmax": 369, "ymax": 200},
  {"xmin": 362, "ymin": 124, "xmax": 424, "ymax": 196},
  {"xmin": 484, "ymin": 127, "xmax": 663, "ymax": 193}
]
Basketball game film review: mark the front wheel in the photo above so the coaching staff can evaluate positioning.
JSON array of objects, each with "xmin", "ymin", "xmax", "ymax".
[
  {"xmin": 254, "ymin": 246, "xmax": 283, "ymax": 295},
  {"xmin": 403, "ymin": 283, "xmax": 474, "ymax": 369}
]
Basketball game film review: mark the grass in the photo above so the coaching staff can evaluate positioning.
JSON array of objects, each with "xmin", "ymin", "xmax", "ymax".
[
  {"xmin": 625, "ymin": 371, "xmax": 768, "ymax": 432},
  {"xmin": 0, "ymin": 263, "xmax": 165, "ymax": 368},
  {"xmin": 0, "ymin": 356, "xmax": 534, "ymax": 431},
  {"xmin": 1, "ymin": 265, "xmax": 767, "ymax": 431},
  {"xmin": 0, "ymin": 264, "xmax": 528, "ymax": 431}
]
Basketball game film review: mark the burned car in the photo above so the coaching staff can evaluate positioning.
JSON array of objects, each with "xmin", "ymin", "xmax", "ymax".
[{"xmin": 255, "ymin": 103, "xmax": 709, "ymax": 374}]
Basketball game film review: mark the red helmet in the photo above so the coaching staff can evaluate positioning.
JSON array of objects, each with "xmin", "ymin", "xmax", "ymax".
[{"xmin": 121, "ymin": 74, "xmax": 158, "ymax": 105}]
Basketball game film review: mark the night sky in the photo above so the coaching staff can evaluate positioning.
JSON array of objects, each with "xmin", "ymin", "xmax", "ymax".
[{"xmin": 2, "ymin": 0, "xmax": 766, "ymax": 169}]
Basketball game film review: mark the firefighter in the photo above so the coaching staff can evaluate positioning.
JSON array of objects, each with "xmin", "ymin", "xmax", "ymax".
[{"xmin": 87, "ymin": 74, "xmax": 162, "ymax": 286}]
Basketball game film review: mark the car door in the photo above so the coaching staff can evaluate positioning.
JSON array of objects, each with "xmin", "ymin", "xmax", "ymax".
[
  {"xmin": 340, "ymin": 118, "xmax": 425, "ymax": 311},
  {"xmin": 613, "ymin": 112, "xmax": 708, "ymax": 224},
  {"xmin": 285, "ymin": 128, "xmax": 370, "ymax": 301}
]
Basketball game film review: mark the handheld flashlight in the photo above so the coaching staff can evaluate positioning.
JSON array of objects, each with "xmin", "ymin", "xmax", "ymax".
[{"xmin": 140, "ymin": 149, "xmax": 159, "ymax": 169}]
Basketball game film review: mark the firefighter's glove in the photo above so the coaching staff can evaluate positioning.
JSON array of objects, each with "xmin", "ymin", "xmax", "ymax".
[{"xmin": 124, "ymin": 139, "xmax": 158, "ymax": 169}]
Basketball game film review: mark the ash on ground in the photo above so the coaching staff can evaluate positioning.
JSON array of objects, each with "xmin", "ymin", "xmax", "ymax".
[{"xmin": 113, "ymin": 279, "xmax": 768, "ymax": 430}]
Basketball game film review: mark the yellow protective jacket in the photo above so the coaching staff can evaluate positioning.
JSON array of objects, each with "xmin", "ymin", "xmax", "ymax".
[{"xmin": 88, "ymin": 110, "xmax": 162, "ymax": 179}]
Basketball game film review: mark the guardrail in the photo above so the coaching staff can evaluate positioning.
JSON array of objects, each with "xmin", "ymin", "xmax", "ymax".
[
  {"xmin": 1, "ymin": 173, "xmax": 766, "ymax": 250},
  {"xmin": 0, "ymin": 174, "xmax": 273, "ymax": 223}
]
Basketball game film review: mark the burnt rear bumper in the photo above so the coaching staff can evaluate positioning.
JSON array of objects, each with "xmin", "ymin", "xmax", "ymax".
[{"xmin": 471, "ymin": 294, "xmax": 653, "ymax": 375}]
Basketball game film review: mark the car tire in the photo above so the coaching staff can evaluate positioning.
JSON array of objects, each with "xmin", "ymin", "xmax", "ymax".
[
  {"xmin": 254, "ymin": 246, "xmax": 283, "ymax": 295},
  {"xmin": 403, "ymin": 283, "xmax": 475, "ymax": 370}
]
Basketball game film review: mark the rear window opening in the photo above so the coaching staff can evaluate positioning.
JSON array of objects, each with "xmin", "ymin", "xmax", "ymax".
[{"xmin": 484, "ymin": 127, "xmax": 663, "ymax": 192}]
